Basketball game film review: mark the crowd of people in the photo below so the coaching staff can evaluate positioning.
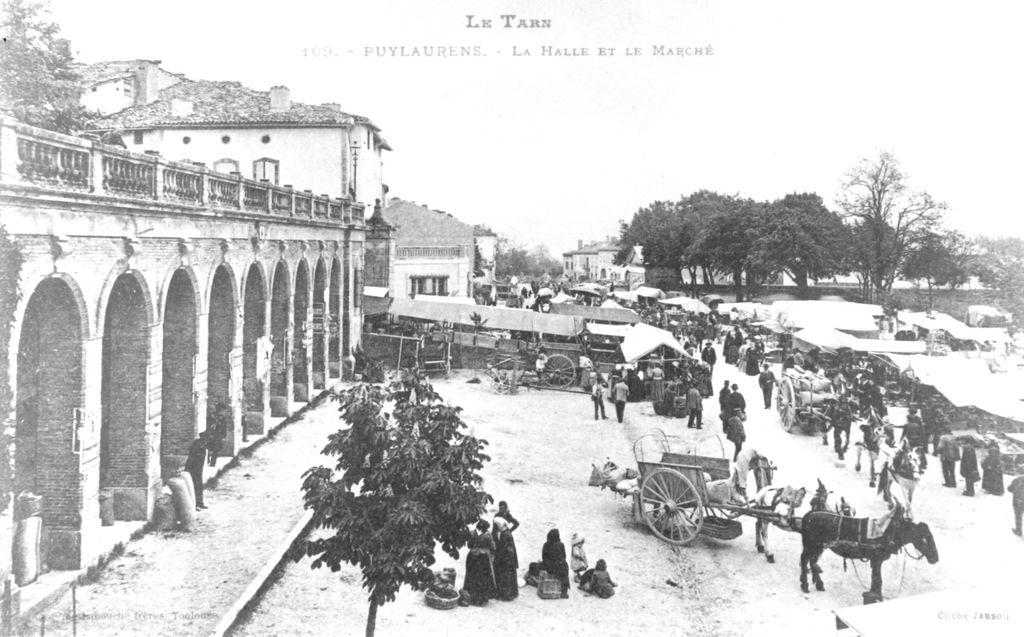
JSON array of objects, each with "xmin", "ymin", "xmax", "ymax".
[{"xmin": 447, "ymin": 501, "xmax": 617, "ymax": 607}]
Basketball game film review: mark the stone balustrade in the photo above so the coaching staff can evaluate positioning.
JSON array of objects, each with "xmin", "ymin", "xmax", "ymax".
[{"xmin": 0, "ymin": 116, "xmax": 362, "ymax": 227}]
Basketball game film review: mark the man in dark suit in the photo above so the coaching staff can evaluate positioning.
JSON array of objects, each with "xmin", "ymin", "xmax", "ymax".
[
  {"xmin": 185, "ymin": 433, "xmax": 209, "ymax": 510},
  {"xmin": 701, "ymin": 342, "xmax": 717, "ymax": 378}
]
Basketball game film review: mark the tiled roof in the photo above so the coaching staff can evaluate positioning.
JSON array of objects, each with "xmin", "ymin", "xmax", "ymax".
[
  {"xmin": 74, "ymin": 60, "xmax": 140, "ymax": 87},
  {"xmin": 86, "ymin": 79, "xmax": 385, "ymax": 136},
  {"xmin": 473, "ymin": 224, "xmax": 497, "ymax": 237},
  {"xmin": 563, "ymin": 240, "xmax": 619, "ymax": 256},
  {"xmin": 384, "ymin": 199, "xmax": 475, "ymax": 248}
]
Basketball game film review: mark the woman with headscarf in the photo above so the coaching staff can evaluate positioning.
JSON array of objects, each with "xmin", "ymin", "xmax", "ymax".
[
  {"xmin": 982, "ymin": 441, "xmax": 1005, "ymax": 495},
  {"xmin": 491, "ymin": 517, "xmax": 519, "ymax": 600},
  {"xmin": 462, "ymin": 520, "xmax": 497, "ymax": 605},
  {"xmin": 541, "ymin": 528, "xmax": 570, "ymax": 598}
]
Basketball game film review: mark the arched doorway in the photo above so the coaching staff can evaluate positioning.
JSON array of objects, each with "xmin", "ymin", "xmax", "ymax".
[
  {"xmin": 269, "ymin": 261, "xmax": 290, "ymax": 416},
  {"xmin": 328, "ymin": 256, "xmax": 341, "ymax": 379},
  {"xmin": 15, "ymin": 278, "xmax": 84, "ymax": 567},
  {"xmin": 161, "ymin": 269, "xmax": 197, "ymax": 477},
  {"xmin": 101, "ymin": 272, "xmax": 150, "ymax": 521},
  {"xmin": 312, "ymin": 258, "xmax": 326, "ymax": 389},
  {"xmin": 292, "ymin": 261, "xmax": 310, "ymax": 402},
  {"xmin": 242, "ymin": 263, "xmax": 267, "ymax": 436},
  {"xmin": 206, "ymin": 266, "xmax": 235, "ymax": 459}
]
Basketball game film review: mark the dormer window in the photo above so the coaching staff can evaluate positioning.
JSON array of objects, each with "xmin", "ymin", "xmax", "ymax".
[
  {"xmin": 253, "ymin": 157, "xmax": 280, "ymax": 185},
  {"xmin": 132, "ymin": 131, "xmax": 143, "ymax": 144}
]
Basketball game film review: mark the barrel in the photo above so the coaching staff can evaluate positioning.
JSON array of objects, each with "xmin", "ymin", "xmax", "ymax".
[
  {"xmin": 167, "ymin": 475, "xmax": 196, "ymax": 532},
  {"xmin": 13, "ymin": 516, "xmax": 42, "ymax": 586}
]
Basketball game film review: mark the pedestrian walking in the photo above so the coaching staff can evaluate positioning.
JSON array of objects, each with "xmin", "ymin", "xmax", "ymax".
[
  {"xmin": 757, "ymin": 364, "xmax": 776, "ymax": 409},
  {"xmin": 727, "ymin": 413, "xmax": 746, "ymax": 461},
  {"xmin": 492, "ymin": 517, "xmax": 519, "ymax": 601},
  {"xmin": 937, "ymin": 428, "xmax": 960, "ymax": 487},
  {"xmin": 1008, "ymin": 474, "xmax": 1024, "ymax": 536},
  {"xmin": 718, "ymin": 380, "xmax": 731, "ymax": 432},
  {"xmin": 591, "ymin": 380, "xmax": 608, "ymax": 421},
  {"xmin": 701, "ymin": 342, "xmax": 717, "ymax": 378},
  {"xmin": 613, "ymin": 376, "xmax": 629, "ymax": 423},
  {"xmin": 982, "ymin": 441, "xmax": 1005, "ymax": 495},
  {"xmin": 184, "ymin": 432, "xmax": 208, "ymax": 510},
  {"xmin": 961, "ymin": 440, "xmax": 980, "ymax": 496},
  {"xmin": 727, "ymin": 383, "xmax": 746, "ymax": 417},
  {"xmin": 686, "ymin": 383, "xmax": 703, "ymax": 429}
]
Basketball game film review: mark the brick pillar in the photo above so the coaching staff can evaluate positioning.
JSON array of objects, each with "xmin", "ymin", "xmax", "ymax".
[{"xmin": 341, "ymin": 231, "xmax": 354, "ymax": 378}]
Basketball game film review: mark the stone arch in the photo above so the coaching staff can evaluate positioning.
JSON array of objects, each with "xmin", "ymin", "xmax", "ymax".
[
  {"xmin": 242, "ymin": 261, "xmax": 268, "ymax": 435},
  {"xmin": 206, "ymin": 264, "xmax": 236, "ymax": 459},
  {"xmin": 157, "ymin": 263, "xmax": 202, "ymax": 320},
  {"xmin": 328, "ymin": 255, "xmax": 341, "ymax": 378},
  {"xmin": 100, "ymin": 271, "xmax": 151, "ymax": 521},
  {"xmin": 96, "ymin": 266, "xmax": 155, "ymax": 336},
  {"xmin": 14, "ymin": 277, "xmax": 85, "ymax": 568},
  {"xmin": 269, "ymin": 259, "xmax": 291, "ymax": 415},
  {"xmin": 311, "ymin": 257, "xmax": 327, "ymax": 390},
  {"xmin": 204, "ymin": 261, "xmax": 239, "ymax": 320},
  {"xmin": 292, "ymin": 259, "xmax": 311, "ymax": 402},
  {"xmin": 160, "ymin": 268, "xmax": 198, "ymax": 477}
]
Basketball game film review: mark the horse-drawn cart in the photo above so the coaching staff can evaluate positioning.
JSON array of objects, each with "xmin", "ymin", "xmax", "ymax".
[
  {"xmin": 630, "ymin": 430, "xmax": 780, "ymax": 545},
  {"xmin": 777, "ymin": 369, "xmax": 837, "ymax": 434},
  {"xmin": 485, "ymin": 349, "xmax": 577, "ymax": 394}
]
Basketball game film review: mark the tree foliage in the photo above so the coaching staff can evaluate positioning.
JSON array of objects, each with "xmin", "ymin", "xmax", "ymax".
[
  {"xmin": 296, "ymin": 372, "xmax": 491, "ymax": 637},
  {"xmin": 754, "ymin": 193, "xmax": 851, "ymax": 289},
  {"xmin": 901, "ymin": 229, "xmax": 973, "ymax": 307},
  {"xmin": 0, "ymin": 0, "xmax": 95, "ymax": 133},
  {"xmin": 975, "ymin": 236, "xmax": 1024, "ymax": 331},
  {"xmin": 836, "ymin": 152, "xmax": 948, "ymax": 301},
  {"xmin": 494, "ymin": 236, "xmax": 562, "ymax": 279},
  {"xmin": 0, "ymin": 224, "xmax": 23, "ymax": 514}
]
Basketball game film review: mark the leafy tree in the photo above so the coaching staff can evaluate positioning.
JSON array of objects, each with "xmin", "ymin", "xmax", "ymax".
[
  {"xmin": 901, "ymin": 229, "xmax": 973, "ymax": 308},
  {"xmin": 836, "ymin": 152, "xmax": 947, "ymax": 301},
  {"xmin": 494, "ymin": 236, "xmax": 562, "ymax": 279},
  {"xmin": 296, "ymin": 373, "xmax": 492, "ymax": 637},
  {"xmin": 0, "ymin": 224, "xmax": 23, "ymax": 514},
  {"xmin": 975, "ymin": 236, "xmax": 1024, "ymax": 331},
  {"xmin": 754, "ymin": 193, "xmax": 851, "ymax": 292},
  {"xmin": 616, "ymin": 200, "xmax": 687, "ymax": 268},
  {"xmin": 0, "ymin": 0, "xmax": 94, "ymax": 133},
  {"xmin": 688, "ymin": 194, "xmax": 766, "ymax": 301}
]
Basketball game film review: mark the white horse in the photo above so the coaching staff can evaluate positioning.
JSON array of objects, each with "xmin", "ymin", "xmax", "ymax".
[{"xmin": 750, "ymin": 484, "xmax": 807, "ymax": 563}]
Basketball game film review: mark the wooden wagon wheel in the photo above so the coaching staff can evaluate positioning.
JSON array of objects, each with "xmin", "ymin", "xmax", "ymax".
[
  {"xmin": 777, "ymin": 376, "xmax": 797, "ymax": 433},
  {"xmin": 543, "ymin": 353, "xmax": 576, "ymax": 388},
  {"xmin": 639, "ymin": 467, "xmax": 704, "ymax": 545}
]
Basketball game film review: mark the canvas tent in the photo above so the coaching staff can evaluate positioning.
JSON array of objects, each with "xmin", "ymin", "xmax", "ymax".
[
  {"xmin": 793, "ymin": 326, "xmax": 926, "ymax": 354},
  {"xmin": 634, "ymin": 286, "xmax": 665, "ymax": 299},
  {"xmin": 620, "ymin": 323, "xmax": 689, "ymax": 362},
  {"xmin": 388, "ymin": 298, "xmax": 583, "ymax": 336},
  {"xmin": 657, "ymin": 296, "xmax": 712, "ymax": 313},
  {"xmin": 773, "ymin": 300, "xmax": 883, "ymax": 333},
  {"xmin": 900, "ymin": 311, "xmax": 1010, "ymax": 343},
  {"xmin": 718, "ymin": 302, "xmax": 773, "ymax": 321},
  {"xmin": 550, "ymin": 303, "xmax": 639, "ymax": 324}
]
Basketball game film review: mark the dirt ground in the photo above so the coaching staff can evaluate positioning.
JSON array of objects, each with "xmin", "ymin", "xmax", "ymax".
[{"xmin": 236, "ymin": 351, "xmax": 1024, "ymax": 637}]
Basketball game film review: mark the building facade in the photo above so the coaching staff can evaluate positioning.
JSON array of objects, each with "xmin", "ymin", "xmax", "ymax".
[
  {"xmin": 374, "ymin": 199, "xmax": 476, "ymax": 299},
  {"xmin": 83, "ymin": 65, "xmax": 390, "ymax": 211},
  {"xmin": 562, "ymin": 238, "xmax": 620, "ymax": 281},
  {"xmin": 0, "ymin": 117, "xmax": 366, "ymax": 582}
]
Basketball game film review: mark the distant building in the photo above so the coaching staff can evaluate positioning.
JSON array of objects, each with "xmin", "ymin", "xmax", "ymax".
[
  {"xmin": 562, "ymin": 237, "xmax": 643, "ymax": 285},
  {"xmin": 83, "ymin": 63, "xmax": 389, "ymax": 209},
  {"xmin": 374, "ymin": 198, "xmax": 477, "ymax": 299},
  {"xmin": 473, "ymin": 224, "xmax": 499, "ymax": 280}
]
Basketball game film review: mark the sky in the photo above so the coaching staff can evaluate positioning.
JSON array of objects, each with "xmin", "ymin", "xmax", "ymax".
[{"xmin": 46, "ymin": 0, "xmax": 1024, "ymax": 255}]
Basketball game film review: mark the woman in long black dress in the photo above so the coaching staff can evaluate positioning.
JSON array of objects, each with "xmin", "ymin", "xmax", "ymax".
[
  {"xmin": 463, "ymin": 520, "xmax": 497, "ymax": 605},
  {"xmin": 541, "ymin": 528, "xmax": 570, "ymax": 598},
  {"xmin": 492, "ymin": 517, "xmax": 519, "ymax": 600},
  {"xmin": 982, "ymin": 442, "xmax": 1005, "ymax": 495}
]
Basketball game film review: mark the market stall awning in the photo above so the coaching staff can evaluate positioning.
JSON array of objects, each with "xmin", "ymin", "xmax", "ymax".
[
  {"xmin": 550, "ymin": 303, "xmax": 640, "ymax": 324},
  {"xmin": 550, "ymin": 292, "xmax": 574, "ymax": 304},
  {"xmin": 657, "ymin": 296, "xmax": 712, "ymax": 313},
  {"xmin": 792, "ymin": 326, "xmax": 859, "ymax": 352},
  {"xmin": 570, "ymin": 283, "xmax": 608, "ymax": 296},
  {"xmin": 586, "ymin": 322, "xmax": 631, "ymax": 338},
  {"xmin": 700, "ymin": 294, "xmax": 725, "ymax": 305},
  {"xmin": 600, "ymin": 298, "xmax": 624, "ymax": 309},
  {"xmin": 634, "ymin": 286, "xmax": 664, "ymax": 299},
  {"xmin": 718, "ymin": 302, "xmax": 773, "ymax": 321},
  {"xmin": 388, "ymin": 298, "xmax": 583, "ymax": 337},
  {"xmin": 773, "ymin": 300, "xmax": 882, "ymax": 333},
  {"xmin": 900, "ymin": 311, "xmax": 975, "ymax": 340},
  {"xmin": 363, "ymin": 295, "xmax": 392, "ymax": 317},
  {"xmin": 620, "ymin": 323, "xmax": 689, "ymax": 362},
  {"xmin": 425, "ymin": 295, "xmax": 479, "ymax": 305},
  {"xmin": 364, "ymin": 286, "xmax": 390, "ymax": 298},
  {"xmin": 612, "ymin": 290, "xmax": 639, "ymax": 303},
  {"xmin": 902, "ymin": 355, "xmax": 1024, "ymax": 422}
]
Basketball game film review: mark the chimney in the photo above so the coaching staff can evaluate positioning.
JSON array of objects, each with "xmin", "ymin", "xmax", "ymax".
[
  {"xmin": 170, "ymin": 99, "xmax": 193, "ymax": 117},
  {"xmin": 577, "ymin": 240, "xmax": 583, "ymax": 249},
  {"xmin": 133, "ymin": 60, "xmax": 161, "ymax": 106},
  {"xmin": 269, "ymin": 86, "xmax": 291, "ymax": 112}
]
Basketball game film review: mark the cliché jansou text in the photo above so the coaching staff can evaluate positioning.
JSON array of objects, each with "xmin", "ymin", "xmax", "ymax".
[{"xmin": 358, "ymin": 45, "xmax": 714, "ymax": 58}]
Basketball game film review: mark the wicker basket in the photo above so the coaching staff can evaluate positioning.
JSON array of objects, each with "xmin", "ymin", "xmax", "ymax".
[
  {"xmin": 425, "ymin": 589, "xmax": 460, "ymax": 610},
  {"xmin": 700, "ymin": 516, "xmax": 743, "ymax": 541},
  {"xmin": 536, "ymin": 573, "xmax": 563, "ymax": 599}
]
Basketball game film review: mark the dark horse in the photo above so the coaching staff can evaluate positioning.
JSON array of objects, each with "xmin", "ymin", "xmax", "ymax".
[
  {"xmin": 819, "ymin": 397, "xmax": 855, "ymax": 460},
  {"xmin": 798, "ymin": 505, "xmax": 938, "ymax": 603}
]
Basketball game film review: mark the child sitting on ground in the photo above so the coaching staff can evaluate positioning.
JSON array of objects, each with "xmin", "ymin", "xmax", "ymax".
[
  {"xmin": 579, "ymin": 559, "xmax": 617, "ymax": 598},
  {"xmin": 570, "ymin": 533, "xmax": 588, "ymax": 582}
]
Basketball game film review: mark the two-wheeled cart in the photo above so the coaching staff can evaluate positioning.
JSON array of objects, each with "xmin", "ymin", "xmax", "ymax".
[{"xmin": 630, "ymin": 430, "xmax": 783, "ymax": 546}]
